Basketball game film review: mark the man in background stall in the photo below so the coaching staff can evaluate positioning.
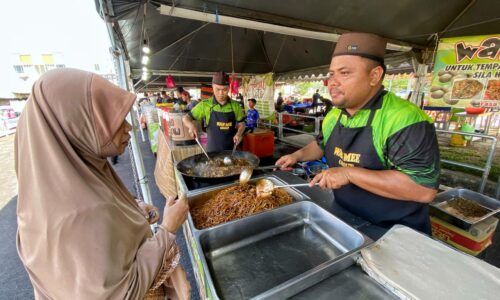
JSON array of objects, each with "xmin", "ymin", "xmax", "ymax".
[{"xmin": 183, "ymin": 71, "xmax": 246, "ymax": 152}]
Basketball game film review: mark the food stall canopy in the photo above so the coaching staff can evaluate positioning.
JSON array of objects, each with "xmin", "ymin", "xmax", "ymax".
[{"xmin": 95, "ymin": 0, "xmax": 500, "ymax": 90}]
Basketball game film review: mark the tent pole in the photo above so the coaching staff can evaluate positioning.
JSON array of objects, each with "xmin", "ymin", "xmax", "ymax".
[
  {"xmin": 99, "ymin": 0, "xmax": 153, "ymax": 207},
  {"xmin": 124, "ymin": 60, "xmax": 146, "ymax": 142},
  {"xmin": 117, "ymin": 51, "xmax": 154, "ymax": 206}
]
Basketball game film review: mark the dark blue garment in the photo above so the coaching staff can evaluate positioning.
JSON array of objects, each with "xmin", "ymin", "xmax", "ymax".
[{"xmin": 245, "ymin": 108, "xmax": 260, "ymax": 129}]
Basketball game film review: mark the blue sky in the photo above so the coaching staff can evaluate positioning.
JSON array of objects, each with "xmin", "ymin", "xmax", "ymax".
[{"xmin": 0, "ymin": 0, "xmax": 114, "ymax": 96}]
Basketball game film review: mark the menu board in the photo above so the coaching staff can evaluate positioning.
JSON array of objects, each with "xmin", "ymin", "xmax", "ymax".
[
  {"xmin": 428, "ymin": 35, "xmax": 499, "ymax": 108},
  {"xmin": 242, "ymin": 72, "xmax": 275, "ymax": 119}
]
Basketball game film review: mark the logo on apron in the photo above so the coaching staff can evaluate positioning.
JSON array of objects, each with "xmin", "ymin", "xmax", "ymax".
[
  {"xmin": 216, "ymin": 121, "xmax": 233, "ymax": 130},
  {"xmin": 333, "ymin": 146, "xmax": 361, "ymax": 167}
]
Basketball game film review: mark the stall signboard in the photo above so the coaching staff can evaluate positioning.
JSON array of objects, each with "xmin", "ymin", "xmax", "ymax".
[
  {"xmin": 428, "ymin": 35, "xmax": 500, "ymax": 108},
  {"xmin": 242, "ymin": 72, "xmax": 275, "ymax": 120}
]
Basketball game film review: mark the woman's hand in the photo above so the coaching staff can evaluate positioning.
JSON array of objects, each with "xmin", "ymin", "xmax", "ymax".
[
  {"xmin": 161, "ymin": 195, "xmax": 189, "ymax": 234},
  {"xmin": 137, "ymin": 200, "xmax": 161, "ymax": 224}
]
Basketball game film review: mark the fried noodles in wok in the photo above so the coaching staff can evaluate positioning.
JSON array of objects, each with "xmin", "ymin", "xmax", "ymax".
[
  {"xmin": 186, "ymin": 158, "xmax": 251, "ymax": 177},
  {"xmin": 191, "ymin": 184, "xmax": 293, "ymax": 229}
]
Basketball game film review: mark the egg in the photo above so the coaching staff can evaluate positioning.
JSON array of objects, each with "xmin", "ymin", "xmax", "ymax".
[
  {"xmin": 431, "ymin": 90, "xmax": 445, "ymax": 99},
  {"xmin": 437, "ymin": 69, "xmax": 448, "ymax": 76},
  {"xmin": 443, "ymin": 92, "xmax": 459, "ymax": 105},
  {"xmin": 439, "ymin": 73, "xmax": 453, "ymax": 83},
  {"xmin": 470, "ymin": 99, "xmax": 481, "ymax": 107},
  {"xmin": 453, "ymin": 73, "xmax": 467, "ymax": 80}
]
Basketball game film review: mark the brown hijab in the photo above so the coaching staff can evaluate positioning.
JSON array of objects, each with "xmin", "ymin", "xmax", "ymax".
[{"xmin": 15, "ymin": 69, "xmax": 183, "ymax": 299}]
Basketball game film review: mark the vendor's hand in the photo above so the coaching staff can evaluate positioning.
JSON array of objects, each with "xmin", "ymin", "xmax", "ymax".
[
  {"xmin": 161, "ymin": 195, "xmax": 189, "ymax": 234},
  {"xmin": 275, "ymin": 153, "xmax": 298, "ymax": 170},
  {"xmin": 137, "ymin": 200, "xmax": 160, "ymax": 224},
  {"xmin": 233, "ymin": 134, "xmax": 242, "ymax": 145},
  {"xmin": 309, "ymin": 167, "xmax": 351, "ymax": 189},
  {"xmin": 187, "ymin": 124, "xmax": 198, "ymax": 139}
]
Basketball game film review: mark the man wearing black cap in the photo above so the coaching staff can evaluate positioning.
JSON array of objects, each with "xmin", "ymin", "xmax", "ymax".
[
  {"xmin": 277, "ymin": 33, "xmax": 440, "ymax": 234},
  {"xmin": 183, "ymin": 71, "xmax": 246, "ymax": 152}
]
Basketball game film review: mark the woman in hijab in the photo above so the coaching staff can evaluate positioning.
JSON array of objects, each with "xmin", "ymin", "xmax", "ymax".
[
  {"xmin": 15, "ymin": 68, "xmax": 190, "ymax": 299},
  {"xmin": 181, "ymin": 91, "xmax": 198, "ymax": 111}
]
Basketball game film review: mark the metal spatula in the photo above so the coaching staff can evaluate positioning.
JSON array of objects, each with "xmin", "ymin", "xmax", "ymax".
[
  {"xmin": 195, "ymin": 137, "xmax": 211, "ymax": 161},
  {"xmin": 223, "ymin": 143, "xmax": 239, "ymax": 165}
]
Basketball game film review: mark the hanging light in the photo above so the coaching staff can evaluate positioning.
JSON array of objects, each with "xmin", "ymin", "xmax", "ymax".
[
  {"xmin": 142, "ymin": 72, "xmax": 150, "ymax": 81},
  {"xmin": 141, "ymin": 55, "xmax": 149, "ymax": 65},
  {"xmin": 142, "ymin": 66, "xmax": 148, "ymax": 72},
  {"xmin": 142, "ymin": 39, "xmax": 151, "ymax": 54}
]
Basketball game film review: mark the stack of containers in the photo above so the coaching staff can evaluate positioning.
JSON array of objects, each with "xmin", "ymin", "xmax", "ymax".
[
  {"xmin": 142, "ymin": 104, "xmax": 160, "ymax": 153},
  {"xmin": 429, "ymin": 188, "xmax": 500, "ymax": 256},
  {"xmin": 242, "ymin": 129, "xmax": 275, "ymax": 157}
]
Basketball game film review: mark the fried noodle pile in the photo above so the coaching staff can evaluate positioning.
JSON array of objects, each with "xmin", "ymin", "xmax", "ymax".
[{"xmin": 191, "ymin": 184, "xmax": 293, "ymax": 229}]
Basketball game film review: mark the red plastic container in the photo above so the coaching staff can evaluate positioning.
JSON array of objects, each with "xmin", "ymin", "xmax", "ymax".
[
  {"xmin": 159, "ymin": 107, "xmax": 172, "ymax": 139},
  {"xmin": 465, "ymin": 107, "xmax": 485, "ymax": 115},
  {"xmin": 243, "ymin": 130, "xmax": 275, "ymax": 157}
]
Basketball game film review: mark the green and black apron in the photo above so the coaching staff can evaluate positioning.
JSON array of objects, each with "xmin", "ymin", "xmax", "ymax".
[
  {"xmin": 324, "ymin": 103, "xmax": 431, "ymax": 234},
  {"xmin": 206, "ymin": 104, "xmax": 237, "ymax": 152}
]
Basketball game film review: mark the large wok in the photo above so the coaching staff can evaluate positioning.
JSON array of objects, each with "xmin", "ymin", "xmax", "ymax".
[{"xmin": 176, "ymin": 150, "xmax": 260, "ymax": 180}]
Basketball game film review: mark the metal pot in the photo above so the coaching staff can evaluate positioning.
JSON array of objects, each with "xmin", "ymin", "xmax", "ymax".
[{"xmin": 176, "ymin": 150, "xmax": 260, "ymax": 180}]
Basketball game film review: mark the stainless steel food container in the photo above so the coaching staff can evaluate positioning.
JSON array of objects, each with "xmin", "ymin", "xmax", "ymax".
[
  {"xmin": 187, "ymin": 175, "xmax": 308, "ymax": 230},
  {"xmin": 430, "ymin": 188, "xmax": 500, "ymax": 229},
  {"xmin": 188, "ymin": 182, "xmax": 369, "ymax": 299}
]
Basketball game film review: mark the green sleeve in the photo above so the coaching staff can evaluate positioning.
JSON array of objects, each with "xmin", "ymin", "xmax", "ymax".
[
  {"xmin": 189, "ymin": 101, "xmax": 206, "ymax": 120},
  {"xmin": 319, "ymin": 109, "xmax": 340, "ymax": 150},
  {"xmin": 233, "ymin": 101, "xmax": 246, "ymax": 122}
]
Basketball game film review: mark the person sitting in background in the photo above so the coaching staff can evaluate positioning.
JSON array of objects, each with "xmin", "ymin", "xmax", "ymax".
[
  {"xmin": 15, "ymin": 68, "xmax": 190, "ymax": 299},
  {"xmin": 161, "ymin": 92, "xmax": 170, "ymax": 104},
  {"xmin": 175, "ymin": 87, "xmax": 185, "ymax": 105},
  {"xmin": 245, "ymin": 98, "xmax": 260, "ymax": 133},
  {"xmin": 139, "ymin": 97, "xmax": 150, "ymax": 106},
  {"xmin": 156, "ymin": 92, "xmax": 163, "ymax": 104},
  {"xmin": 182, "ymin": 91, "xmax": 198, "ymax": 111},
  {"xmin": 275, "ymin": 92, "xmax": 284, "ymax": 112},
  {"xmin": 311, "ymin": 89, "xmax": 322, "ymax": 114},
  {"xmin": 312, "ymin": 89, "xmax": 321, "ymax": 105}
]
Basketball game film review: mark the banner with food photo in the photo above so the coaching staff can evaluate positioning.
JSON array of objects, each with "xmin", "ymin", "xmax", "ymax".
[
  {"xmin": 242, "ymin": 72, "xmax": 275, "ymax": 120},
  {"xmin": 428, "ymin": 34, "xmax": 499, "ymax": 108}
]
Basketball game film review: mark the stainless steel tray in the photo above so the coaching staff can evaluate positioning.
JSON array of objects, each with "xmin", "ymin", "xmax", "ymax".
[
  {"xmin": 187, "ymin": 175, "xmax": 310, "ymax": 231},
  {"xmin": 196, "ymin": 201, "xmax": 370, "ymax": 300},
  {"xmin": 430, "ymin": 188, "xmax": 500, "ymax": 229}
]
